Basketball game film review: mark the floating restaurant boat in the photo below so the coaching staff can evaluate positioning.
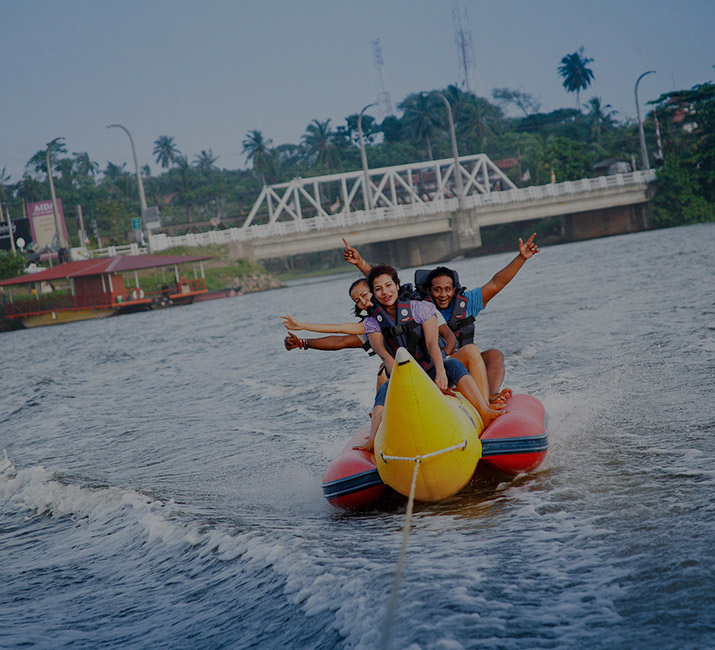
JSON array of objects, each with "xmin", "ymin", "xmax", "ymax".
[
  {"xmin": 0, "ymin": 253, "xmax": 212, "ymax": 328},
  {"xmin": 322, "ymin": 348, "xmax": 548, "ymax": 510}
]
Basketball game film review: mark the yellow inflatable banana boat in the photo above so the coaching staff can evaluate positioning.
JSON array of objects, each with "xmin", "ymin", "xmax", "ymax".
[
  {"xmin": 322, "ymin": 347, "xmax": 547, "ymax": 510},
  {"xmin": 374, "ymin": 347, "xmax": 483, "ymax": 501}
]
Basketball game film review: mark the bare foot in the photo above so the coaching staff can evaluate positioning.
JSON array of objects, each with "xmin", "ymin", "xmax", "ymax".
[
  {"xmin": 481, "ymin": 407, "xmax": 506, "ymax": 426},
  {"xmin": 353, "ymin": 438, "xmax": 375, "ymax": 452},
  {"xmin": 490, "ymin": 388, "xmax": 512, "ymax": 404}
]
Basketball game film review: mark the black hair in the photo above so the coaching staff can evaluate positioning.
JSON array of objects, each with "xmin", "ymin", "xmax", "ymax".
[
  {"xmin": 367, "ymin": 264, "xmax": 400, "ymax": 291},
  {"xmin": 425, "ymin": 266, "xmax": 456, "ymax": 291},
  {"xmin": 348, "ymin": 277, "xmax": 369, "ymax": 318}
]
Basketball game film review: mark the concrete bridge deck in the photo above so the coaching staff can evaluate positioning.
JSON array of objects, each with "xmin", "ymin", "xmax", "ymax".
[{"xmin": 144, "ymin": 169, "xmax": 656, "ymax": 265}]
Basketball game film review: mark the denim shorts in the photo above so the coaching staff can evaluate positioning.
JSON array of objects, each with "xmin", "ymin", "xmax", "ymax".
[{"xmin": 373, "ymin": 358, "xmax": 470, "ymax": 407}]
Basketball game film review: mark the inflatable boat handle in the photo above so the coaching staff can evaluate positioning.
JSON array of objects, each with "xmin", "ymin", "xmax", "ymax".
[{"xmin": 380, "ymin": 439, "xmax": 467, "ymax": 464}]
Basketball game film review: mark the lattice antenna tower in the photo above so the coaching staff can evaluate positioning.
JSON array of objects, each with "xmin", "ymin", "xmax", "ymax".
[
  {"xmin": 372, "ymin": 38, "xmax": 394, "ymax": 118},
  {"xmin": 453, "ymin": 0, "xmax": 476, "ymax": 93}
]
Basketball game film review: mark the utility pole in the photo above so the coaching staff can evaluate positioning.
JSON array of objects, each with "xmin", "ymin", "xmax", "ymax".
[
  {"xmin": 635, "ymin": 71, "xmax": 656, "ymax": 170},
  {"xmin": 453, "ymin": 0, "xmax": 476, "ymax": 92},
  {"xmin": 358, "ymin": 102, "xmax": 378, "ymax": 211},
  {"xmin": 432, "ymin": 92, "xmax": 464, "ymax": 209},
  {"xmin": 76, "ymin": 205, "xmax": 87, "ymax": 251},
  {"xmin": 45, "ymin": 138, "xmax": 66, "ymax": 251},
  {"xmin": 372, "ymin": 39, "xmax": 393, "ymax": 118},
  {"xmin": 1, "ymin": 197, "xmax": 16, "ymax": 254},
  {"xmin": 107, "ymin": 124, "xmax": 151, "ymax": 251}
]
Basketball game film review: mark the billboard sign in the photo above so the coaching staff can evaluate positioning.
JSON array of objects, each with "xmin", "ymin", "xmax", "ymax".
[
  {"xmin": 27, "ymin": 199, "xmax": 69, "ymax": 250},
  {"xmin": 0, "ymin": 217, "xmax": 32, "ymax": 251}
]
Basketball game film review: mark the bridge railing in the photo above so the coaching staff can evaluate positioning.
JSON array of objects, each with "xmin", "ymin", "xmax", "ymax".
[
  {"xmin": 91, "ymin": 243, "xmax": 148, "ymax": 258},
  {"xmin": 147, "ymin": 170, "xmax": 656, "ymax": 252}
]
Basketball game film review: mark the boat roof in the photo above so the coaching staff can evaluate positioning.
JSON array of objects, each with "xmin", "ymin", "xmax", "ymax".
[{"xmin": 0, "ymin": 254, "xmax": 212, "ymax": 287}]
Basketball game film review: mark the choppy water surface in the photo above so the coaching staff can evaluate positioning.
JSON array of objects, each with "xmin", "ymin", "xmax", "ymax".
[{"xmin": 1, "ymin": 223, "xmax": 714, "ymax": 649}]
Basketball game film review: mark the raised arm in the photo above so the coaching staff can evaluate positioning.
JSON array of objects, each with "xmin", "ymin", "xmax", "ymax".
[
  {"xmin": 281, "ymin": 315, "xmax": 365, "ymax": 336},
  {"xmin": 342, "ymin": 238, "xmax": 371, "ymax": 276},
  {"xmin": 481, "ymin": 233, "xmax": 539, "ymax": 306}
]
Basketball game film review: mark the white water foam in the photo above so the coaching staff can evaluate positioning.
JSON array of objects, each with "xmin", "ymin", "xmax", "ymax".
[{"xmin": 0, "ymin": 450, "xmax": 398, "ymax": 648}]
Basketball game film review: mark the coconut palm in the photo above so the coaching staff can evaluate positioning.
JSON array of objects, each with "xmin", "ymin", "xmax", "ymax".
[
  {"xmin": 398, "ymin": 93, "xmax": 443, "ymax": 160},
  {"xmin": 193, "ymin": 149, "xmax": 219, "ymax": 172},
  {"xmin": 558, "ymin": 47, "xmax": 595, "ymax": 112},
  {"xmin": 301, "ymin": 119, "xmax": 341, "ymax": 173},
  {"xmin": 449, "ymin": 88, "xmax": 503, "ymax": 153},
  {"xmin": 584, "ymin": 97, "xmax": 617, "ymax": 143},
  {"xmin": 242, "ymin": 130, "xmax": 273, "ymax": 185},
  {"xmin": 72, "ymin": 151, "xmax": 100, "ymax": 178},
  {"xmin": 103, "ymin": 161, "xmax": 128, "ymax": 178},
  {"xmin": 153, "ymin": 135, "xmax": 181, "ymax": 169}
]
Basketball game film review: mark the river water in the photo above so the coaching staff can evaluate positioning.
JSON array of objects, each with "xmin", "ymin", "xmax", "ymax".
[{"xmin": 1, "ymin": 223, "xmax": 714, "ymax": 649}]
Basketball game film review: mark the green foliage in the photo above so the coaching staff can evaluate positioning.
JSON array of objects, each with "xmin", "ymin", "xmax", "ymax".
[
  {"xmin": 543, "ymin": 137, "xmax": 593, "ymax": 181},
  {"xmin": 3, "ymin": 81, "xmax": 714, "ymax": 244},
  {"xmin": 649, "ymin": 83, "xmax": 715, "ymax": 226},
  {"xmin": 652, "ymin": 157, "xmax": 714, "ymax": 227},
  {"xmin": 0, "ymin": 252, "xmax": 26, "ymax": 280}
]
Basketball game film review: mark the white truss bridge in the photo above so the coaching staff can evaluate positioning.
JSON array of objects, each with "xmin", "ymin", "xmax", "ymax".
[
  {"xmin": 140, "ymin": 156, "xmax": 655, "ymax": 256},
  {"xmin": 241, "ymin": 153, "xmax": 517, "ymax": 227}
]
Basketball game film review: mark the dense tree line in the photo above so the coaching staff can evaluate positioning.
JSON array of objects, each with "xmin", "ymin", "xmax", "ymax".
[{"xmin": 1, "ymin": 49, "xmax": 712, "ymax": 253}]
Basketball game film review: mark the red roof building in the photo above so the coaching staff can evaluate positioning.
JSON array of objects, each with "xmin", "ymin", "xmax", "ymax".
[{"xmin": 0, "ymin": 254, "xmax": 212, "ymax": 328}]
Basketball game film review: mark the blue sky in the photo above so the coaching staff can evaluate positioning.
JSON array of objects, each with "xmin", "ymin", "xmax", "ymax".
[{"xmin": 2, "ymin": 0, "xmax": 713, "ymax": 183}]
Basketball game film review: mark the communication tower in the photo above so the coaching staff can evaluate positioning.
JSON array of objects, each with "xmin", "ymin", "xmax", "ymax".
[
  {"xmin": 453, "ymin": 0, "xmax": 477, "ymax": 93},
  {"xmin": 372, "ymin": 38, "xmax": 394, "ymax": 118}
]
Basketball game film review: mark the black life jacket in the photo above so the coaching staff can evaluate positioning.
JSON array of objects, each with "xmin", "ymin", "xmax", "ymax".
[
  {"xmin": 360, "ymin": 336, "xmax": 376, "ymax": 356},
  {"xmin": 414, "ymin": 268, "xmax": 475, "ymax": 348},
  {"xmin": 369, "ymin": 300, "xmax": 435, "ymax": 372}
]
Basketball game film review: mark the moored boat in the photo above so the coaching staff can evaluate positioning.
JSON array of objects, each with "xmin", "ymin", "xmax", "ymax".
[
  {"xmin": 0, "ymin": 254, "xmax": 212, "ymax": 328},
  {"xmin": 322, "ymin": 348, "xmax": 547, "ymax": 510}
]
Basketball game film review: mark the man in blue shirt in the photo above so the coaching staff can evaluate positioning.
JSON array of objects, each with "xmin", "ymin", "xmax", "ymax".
[{"xmin": 343, "ymin": 234, "xmax": 539, "ymax": 400}]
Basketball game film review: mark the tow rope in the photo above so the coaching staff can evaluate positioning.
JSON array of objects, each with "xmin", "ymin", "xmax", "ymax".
[{"xmin": 378, "ymin": 439, "xmax": 467, "ymax": 650}]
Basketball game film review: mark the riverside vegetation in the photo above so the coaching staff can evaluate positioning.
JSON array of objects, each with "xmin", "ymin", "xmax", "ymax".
[{"xmin": 1, "ymin": 50, "xmax": 713, "ymax": 278}]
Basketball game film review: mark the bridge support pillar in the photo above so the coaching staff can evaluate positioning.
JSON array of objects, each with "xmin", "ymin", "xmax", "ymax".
[
  {"xmin": 450, "ymin": 206, "xmax": 483, "ymax": 256},
  {"xmin": 225, "ymin": 240, "xmax": 256, "ymax": 262},
  {"xmin": 360, "ymin": 206, "xmax": 482, "ymax": 268}
]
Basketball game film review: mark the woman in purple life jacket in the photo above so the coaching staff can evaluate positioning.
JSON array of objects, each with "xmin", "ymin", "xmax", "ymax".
[{"xmin": 356, "ymin": 264, "xmax": 503, "ymax": 452}]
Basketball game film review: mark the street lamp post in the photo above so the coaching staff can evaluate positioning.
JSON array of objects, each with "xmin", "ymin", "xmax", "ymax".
[
  {"xmin": 358, "ymin": 102, "xmax": 377, "ymax": 211},
  {"xmin": 635, "ymin": 71, "xmax": 656, "ymax": 170},
  {"xmin": 107, "ymin": 123, "xmax": 150, "ymax": 250},
  {"xmin": 45, "ymin": 138, "xmax": 66, "ymax": 252},
  {"xmin": 431, "ymin": 92, "xmax": 464, "ymax": 208}
]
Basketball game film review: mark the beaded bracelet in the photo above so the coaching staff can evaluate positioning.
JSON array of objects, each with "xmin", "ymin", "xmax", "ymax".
[{"xmin": 300, "ymin": 338, "xmax": 309, "ymax": 350}]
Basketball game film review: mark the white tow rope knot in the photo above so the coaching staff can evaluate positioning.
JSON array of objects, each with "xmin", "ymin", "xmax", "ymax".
[{"xmin": 379, "ymin": 439, "xmax": 467, "ymax": 464}]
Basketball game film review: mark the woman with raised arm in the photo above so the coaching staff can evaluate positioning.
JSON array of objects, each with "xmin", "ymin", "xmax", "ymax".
[{"xmin": 357, "ymin": 264, "xmax": 503, "ymax": 452}]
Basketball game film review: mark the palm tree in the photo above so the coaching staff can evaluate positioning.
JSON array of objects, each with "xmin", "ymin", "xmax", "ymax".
[
  {"xmin": 72, "ymin": 151, "xmax": 99, "ymax": 178},
  {"xmin": 242, "ymin": 130, "xmax": 273, "ymax": 184},
  {"xmin": 398, "ymin": 93, "xmax": 442, "ymax": 160},
  {"xmin": 443, "ymin": 86, "xmax": 503, "ymax": 153},
  {"xmin": 153, "ymin": 135, "xmax": 181, "ymax": 169},
  {"xmin": 193, "ymin": 149, "xmax": 219, "ymax": 172},
  {"xmin": 103, "ymin": 161, "xmax": 128, "ymax": 178},
  {"xmin": 301, "ymin": 119, "xmax": 340, "ymax": 173},
  {"xmin": 584, "ymin": 97, "xmax": 617, "ymax": 143},
  {"xmin": 558, "ymin": 47, "xmax": 595, "ymax": 112}
]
